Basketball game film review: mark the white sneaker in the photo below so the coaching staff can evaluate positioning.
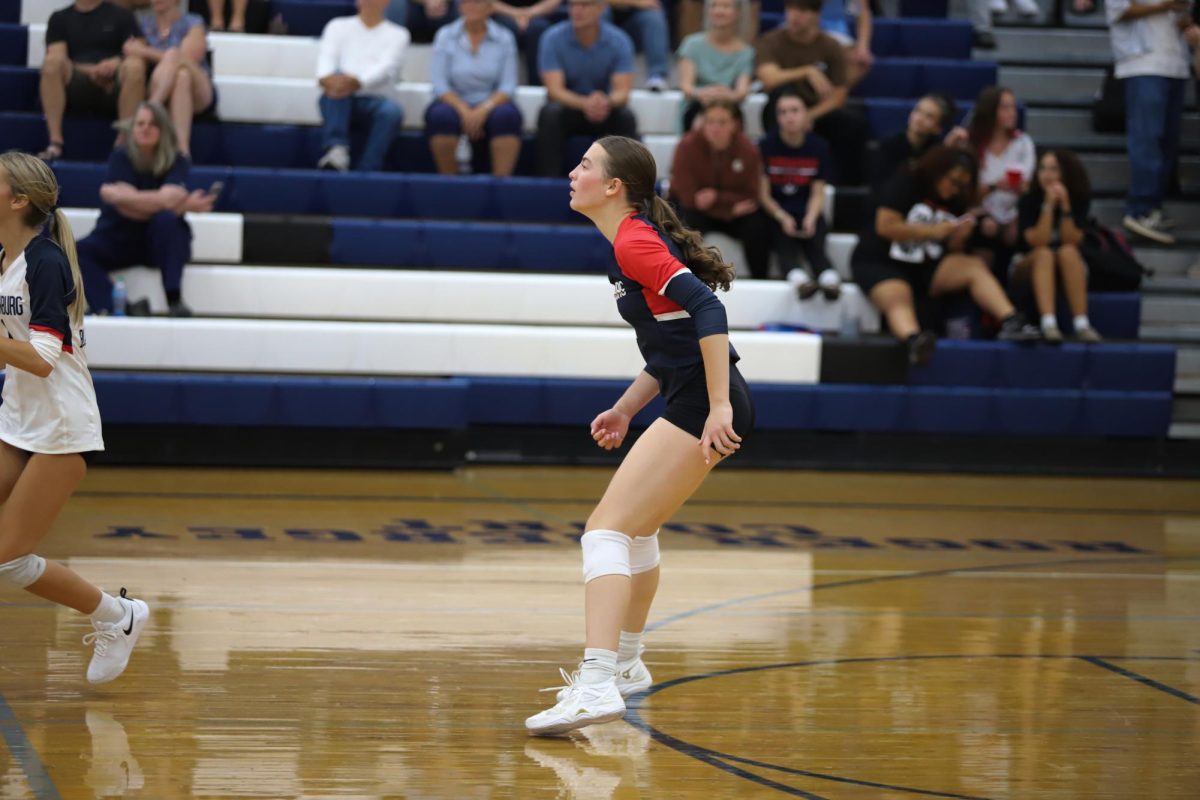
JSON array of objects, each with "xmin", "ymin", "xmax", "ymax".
[
  {"xmin": 818, "ymin": 268, "xmax": 842, "ymax": 301},
  {"xmin": 644, "ymin": 76, "xmax": 668, "ymax": 93},
  {"xmin": 554, "ymin": 649, "xmax": 652, "ymax": 702},
  {"xmin": 83, "ymin": 590, "xmax": 150, "ymax": 685},
  {"xmin": 317, "ymin": 144, "xmax": 350, "ymax": 172},
  {"xmin": 1012, "ymin": 0, "xmax": 1040, "ymax": 16},
  {"xmin": 1123, "ymin": 212, "xmax": 1176, "ymax": 245},
  {"xmin": 989, "ymin": 0, "xmax": 1007, "ymax": 12},
  {"xmin": 527, "ymin": 675, "xmax": 625, "ymax": 736}
]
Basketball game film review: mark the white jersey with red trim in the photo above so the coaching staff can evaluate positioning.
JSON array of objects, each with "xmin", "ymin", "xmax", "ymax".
[{"xmin": 0, "ymin": 237, "xmax": 103, "ymax": 454}]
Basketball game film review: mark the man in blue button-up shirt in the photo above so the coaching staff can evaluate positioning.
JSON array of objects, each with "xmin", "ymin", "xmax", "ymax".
[{"xmin": 536, "ymin": 0, "xmax": 639, "ymax": 177}]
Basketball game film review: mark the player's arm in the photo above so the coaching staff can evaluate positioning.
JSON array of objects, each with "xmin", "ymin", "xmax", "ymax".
[
  {"xmin": 0, "ymin": 336, "xmax": 56, "ymax": 377},
  {"xmin": 614, "ymin": 370, "xmax": 661, "ymax": 417}
]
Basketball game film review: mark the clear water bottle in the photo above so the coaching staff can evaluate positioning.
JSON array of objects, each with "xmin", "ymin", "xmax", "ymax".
[
  {"xmin": 838, "ymin": 301, "xmax": 859, "ymax": 340},
  {"xmin": 111, "ymin": 277, "xmax": 127, "ymax": 317},
  {"xmin": 455, "ymin": 135, "xmax": 472, "ymax": 175}
]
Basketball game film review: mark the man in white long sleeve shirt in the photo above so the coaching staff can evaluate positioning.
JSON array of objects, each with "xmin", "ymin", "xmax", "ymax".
[{"xmin": 316, "ymin": 0, "xmax": 411, "ymax": 172}]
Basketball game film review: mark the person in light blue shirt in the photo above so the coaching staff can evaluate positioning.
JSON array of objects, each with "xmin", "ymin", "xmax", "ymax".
[
  {"xmin": 818, "ymin": 0, "xmax": 872, "ymax": 89},
  {"xmin": 426, "ymin": 0, "xmax": 523, "ymax": 175},
  {"xmin": 535, "ymin": 0, "xmax": 638, "ymax": 176}
]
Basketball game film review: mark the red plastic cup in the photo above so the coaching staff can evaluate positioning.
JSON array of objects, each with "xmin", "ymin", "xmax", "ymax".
[{"xmin": 1005, "ymin": 168, "xmax": 1022, "ymax": 190}]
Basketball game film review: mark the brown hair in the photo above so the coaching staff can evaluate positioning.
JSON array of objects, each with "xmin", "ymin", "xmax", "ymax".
[
  {"xmin": 701, "ymin": 97, "xmax": 744, "ymax": 126},
  {"xmin": 0, "ymin": 151, "xmax": 86, "ymax": 326},
  {"xmin": 1031, "ymin": 149, "xmax": 1092, "ymax": 211},
  {"xmin": 596, "ymin": 136, "xmax": 736, "ymax": 292},
  {"xmin": 968, "ymin": 86, "xmax": 1015, "ymax": 154},
  {"xmin": 910, "ymin": 144, "xmax": 978, "ymax": 208}
]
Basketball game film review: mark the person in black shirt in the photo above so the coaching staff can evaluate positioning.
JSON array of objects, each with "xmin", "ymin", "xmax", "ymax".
[
  {"xmin": 757, "ymin": 91, "xmax": 838, "ymax": 299},
  {"xmin": 869, "ymin": 92, "xmax": 961, "ymax": 195},
  {"xmin": 851, "ymin": 145, "xmax": 1041, "ymax": 365},
  {"xmin": 39, "ymin": 0, "xmax": 147, "ymax": 161},
  {"xmin": 1012, "ymin": 149, "xmax": 1099, "ymax": 343}
]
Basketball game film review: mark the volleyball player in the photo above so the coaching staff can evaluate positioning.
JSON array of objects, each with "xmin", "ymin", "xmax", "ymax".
[
  {"xmin": 525, "ymin": 136, "xmax": 755, "ymax": 736},
  {"xmin": 0, "ymin": 152, "xmax": 149, "ymax": 684}
]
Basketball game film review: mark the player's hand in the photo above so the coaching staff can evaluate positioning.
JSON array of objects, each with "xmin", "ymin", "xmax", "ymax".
[
  {"xmin": 590, "ymin": 408, "xmax": 631, "ymax": 450},
  {"xmin": 699, "ymin": 401, "xmax": 740, "ymax": 464}
]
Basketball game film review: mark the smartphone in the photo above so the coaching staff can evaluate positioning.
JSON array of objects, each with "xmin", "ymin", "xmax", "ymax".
[{"xmin": 208, "ymin": 181, "xmax": 224, "ymax": 198}]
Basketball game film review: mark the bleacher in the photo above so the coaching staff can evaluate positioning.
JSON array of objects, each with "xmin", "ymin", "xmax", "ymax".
[{"xmin": 0, "ymin": 0, "xmax": 1178, "ymax": 466}]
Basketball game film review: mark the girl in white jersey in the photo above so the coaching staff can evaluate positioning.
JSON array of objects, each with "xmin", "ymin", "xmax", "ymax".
[{"xmin": 0, "ymin": 152, "xmax": 149, "ymax": 684}]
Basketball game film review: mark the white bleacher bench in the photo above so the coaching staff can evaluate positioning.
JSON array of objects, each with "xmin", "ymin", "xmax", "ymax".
[
  {"xmin": 84, "ymin": 317, "xmax": 823, "ymax": 383},
  {"xmin": 25, "ymin": 25, "xmax": 767, "ymax": 138},
  {"xmin": 176, "ymin": 266, "xmax": 880, "ymax": 333}
]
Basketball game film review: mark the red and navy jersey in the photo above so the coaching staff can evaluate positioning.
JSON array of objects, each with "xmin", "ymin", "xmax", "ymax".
[{"xmin": 610, "ymin": 213, "xmax": 736, "ymax": 369}]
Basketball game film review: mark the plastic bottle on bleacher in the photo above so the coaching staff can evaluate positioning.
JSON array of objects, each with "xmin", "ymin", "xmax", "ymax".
[
  {"xmin": 111, "ymin": 278, "xmax": 127, "ymax": 317},
  {"xmin": 456, "ymin": 136, "xmax": 472, "ymax": 175}
]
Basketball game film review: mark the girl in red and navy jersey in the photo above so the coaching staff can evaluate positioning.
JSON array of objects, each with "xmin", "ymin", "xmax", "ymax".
[
  {"xmin": 0, "ymin": 152, "xmax": 149, "ymax": 685},
  {"xmin": 526, "ymin": 135, "xmax": 754, "ymax": 736}
]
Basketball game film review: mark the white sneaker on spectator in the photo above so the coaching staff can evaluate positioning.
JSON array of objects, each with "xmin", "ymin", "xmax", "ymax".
[
  {"xmin": 83, "ymin": 589, "xmax": 149, "ymax": 685},
  {"xmin": 317, "ymin": 145, "xmax": 350, "ymax": 172},
  {"xmin": 1123, "ymin": 212, "xmax": 1176, "ymax": 245},
  {"xmin": 528, "ymin": 674, "xmax": 625, "ymax": 736},
  {"xmin": 1012, "ymin": 0, "xmax": 1040, "ymax": 16},
  {"xmin": 644, "ymin": 76, "xmax": 668, "ymax": 93},
  {"xmin": 818, "ymin": 268, "xmax": 842, "ymax": 301},
  {"xmin": 989, "ymin": 0, "xmax": 1007, "ymax": 12}
]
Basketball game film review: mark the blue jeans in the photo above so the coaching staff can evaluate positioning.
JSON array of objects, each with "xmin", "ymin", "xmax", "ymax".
[
  {"xmin": 319, "ymin": 93, "xmax": 405, "ymax": 172},
  {"xmin": 606, "ymin": 7, "xmax": 669, "ymax": 80},
  {"xmin": 1124, "ymin": 75, "xmax": 1185, "ymax": 216}
]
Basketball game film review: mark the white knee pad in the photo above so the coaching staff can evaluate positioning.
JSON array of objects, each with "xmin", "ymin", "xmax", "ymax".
[
  {"xmin": 629, "ymin": 530, "xmax": 660, "ymax": 575},
  {"xmin": 580, "ymin": 529, "xmax": 632, "ymax": 583},
  {"xmin": 0, "ymin": 554, "xmax": 47, "ymax": 588}
]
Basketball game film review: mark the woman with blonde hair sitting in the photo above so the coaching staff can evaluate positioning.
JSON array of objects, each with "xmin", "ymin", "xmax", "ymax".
[{"xmin": 76, "ymin": 102, "xmax": 215, "ymax": 317}]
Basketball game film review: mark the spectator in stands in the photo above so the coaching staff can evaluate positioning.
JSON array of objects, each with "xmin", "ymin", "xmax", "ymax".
[
  {"xmin": 316, "ymin": 0, "xmax": 410, "ymax": 172},
  {"xmin": 206, "ymin": 0, "xmax": 247, "ymax": 31},
  {"xmin": 964, "ymin": 0, "xmax": 997, "ymax": 49},
  {"xmin": 536, "ymin": 0, "xmax": 638, "ymax": 177},
  {"xmin": 119, "ymin": 0, "xmax": 214, "ymax": 157},
  {"xmin": 755, "ymin": 0, "xmax": 869, "ymax": 185},
  {"xmin": 1013, "ymin": 150, "xmax": 1101, "ymax": 343},
  {"xmin": 493, "ymin": 0, "xmax": 564, "ymax": 84},
  {"xmin": 757, "ymin": 91, "xmax": 838, "ymax": 297},
  {"xmin": 112, "ymin": 0, "xmax": 152, "ymax": 13},
  {"xmin": 870, "ymin": 93, "xmax": 960, "ymax": 194},
  {"xmin": 670, "ymin": 99, "xmax": 772, "ymax": 279},
  {"xmin": 77, "ymin": 102, "xmax": 212, "ymax": 318},
  {"xmin": 677, "ymin": 0, "xmax": 761, "ymax": 45},
  {"xmin": 851, "ymin": 145, "xmax": 1041, "ymax": 365},
  {"xmin": 39, "ymin": 0, "xmax": 147, "ymax": 162},
  {"xmin": 427, "ymin": 0, "xmax": 523, "ymax": 176},
  {"xmin": 819, "ymin": 0, "xmax": 873, "ymax": 89},
  {"xmin": 968, "ymin": 86, "xmax": 1035, "ymax": 272},
  {"xmin": 677, "ymin": 0, "xmax": 755, "ymax": 131},
  {"xmin": 1107, "ymin": 0, "xmax": 1191, "ymax": 246},
  {"xmin": 388, "ymin": 0, "xmax": 458, "ymax": 43},
  {"xmin": 605, "ymin": 0, "xmax": 671, "ymax": 91}
]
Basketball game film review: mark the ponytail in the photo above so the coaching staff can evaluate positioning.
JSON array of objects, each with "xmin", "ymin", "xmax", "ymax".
[
  {"xmin": 642, "ymin": 195, "xmax": 736, "ymax": 292},
  {"xmin": 595, "ymin": 136, "xmax": 738, "ymax": 293},
  {"xmin": 49, "ymin": 210, "xmax": 86, "ymax": 327}
]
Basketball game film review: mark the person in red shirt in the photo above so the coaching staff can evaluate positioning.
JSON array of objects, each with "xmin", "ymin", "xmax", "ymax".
[
  {"xmin": 525, "ymin": 135, "xmax": 754, "ymax": 737},
  {"xmin": 669, "ymin": 99, "xmax": 772, "ymax": 278}
]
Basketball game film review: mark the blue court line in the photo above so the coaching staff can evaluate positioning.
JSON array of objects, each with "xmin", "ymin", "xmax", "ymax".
[
  {"xmin": 627, "ymin": 653, "xmax": 1200, "ymax": 799},
  {"xmin": 1080, "ymin": 657, "xmax": 1200, "ymax": 705},
  {"xmin": 0, "ymin": 692, "xmax": 61, "ymax": 800}
]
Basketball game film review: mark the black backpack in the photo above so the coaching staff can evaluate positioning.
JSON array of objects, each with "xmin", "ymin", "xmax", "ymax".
[{"xmin": 1081, "ymin": 221, "xmax": 1151, "ymax": 291}]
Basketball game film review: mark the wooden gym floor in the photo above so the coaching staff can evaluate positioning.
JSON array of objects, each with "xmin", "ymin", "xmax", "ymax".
[{"xmin": 0, "ymin": 465, "xmax": 1197, "ymax": 799}]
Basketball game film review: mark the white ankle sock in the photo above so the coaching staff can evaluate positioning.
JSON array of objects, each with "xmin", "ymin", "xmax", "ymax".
[
  {"xmin": 1073, "ymin": 315, "xmax": 1091, "ymax": 333},
  {"xmin": 89, "ymin": 592, "xmax": 126, "ymax": 625},
  {"xmin": 579, "ymin": 648, "xmax": 618, "ymax": 685},
  {"xmin": 1040, "ymin": 314, "xmax": 1058, "ymax": 332},
  {"xmin": 618, "ymin": 631, "xmax": 642, "ymax": 663}
]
